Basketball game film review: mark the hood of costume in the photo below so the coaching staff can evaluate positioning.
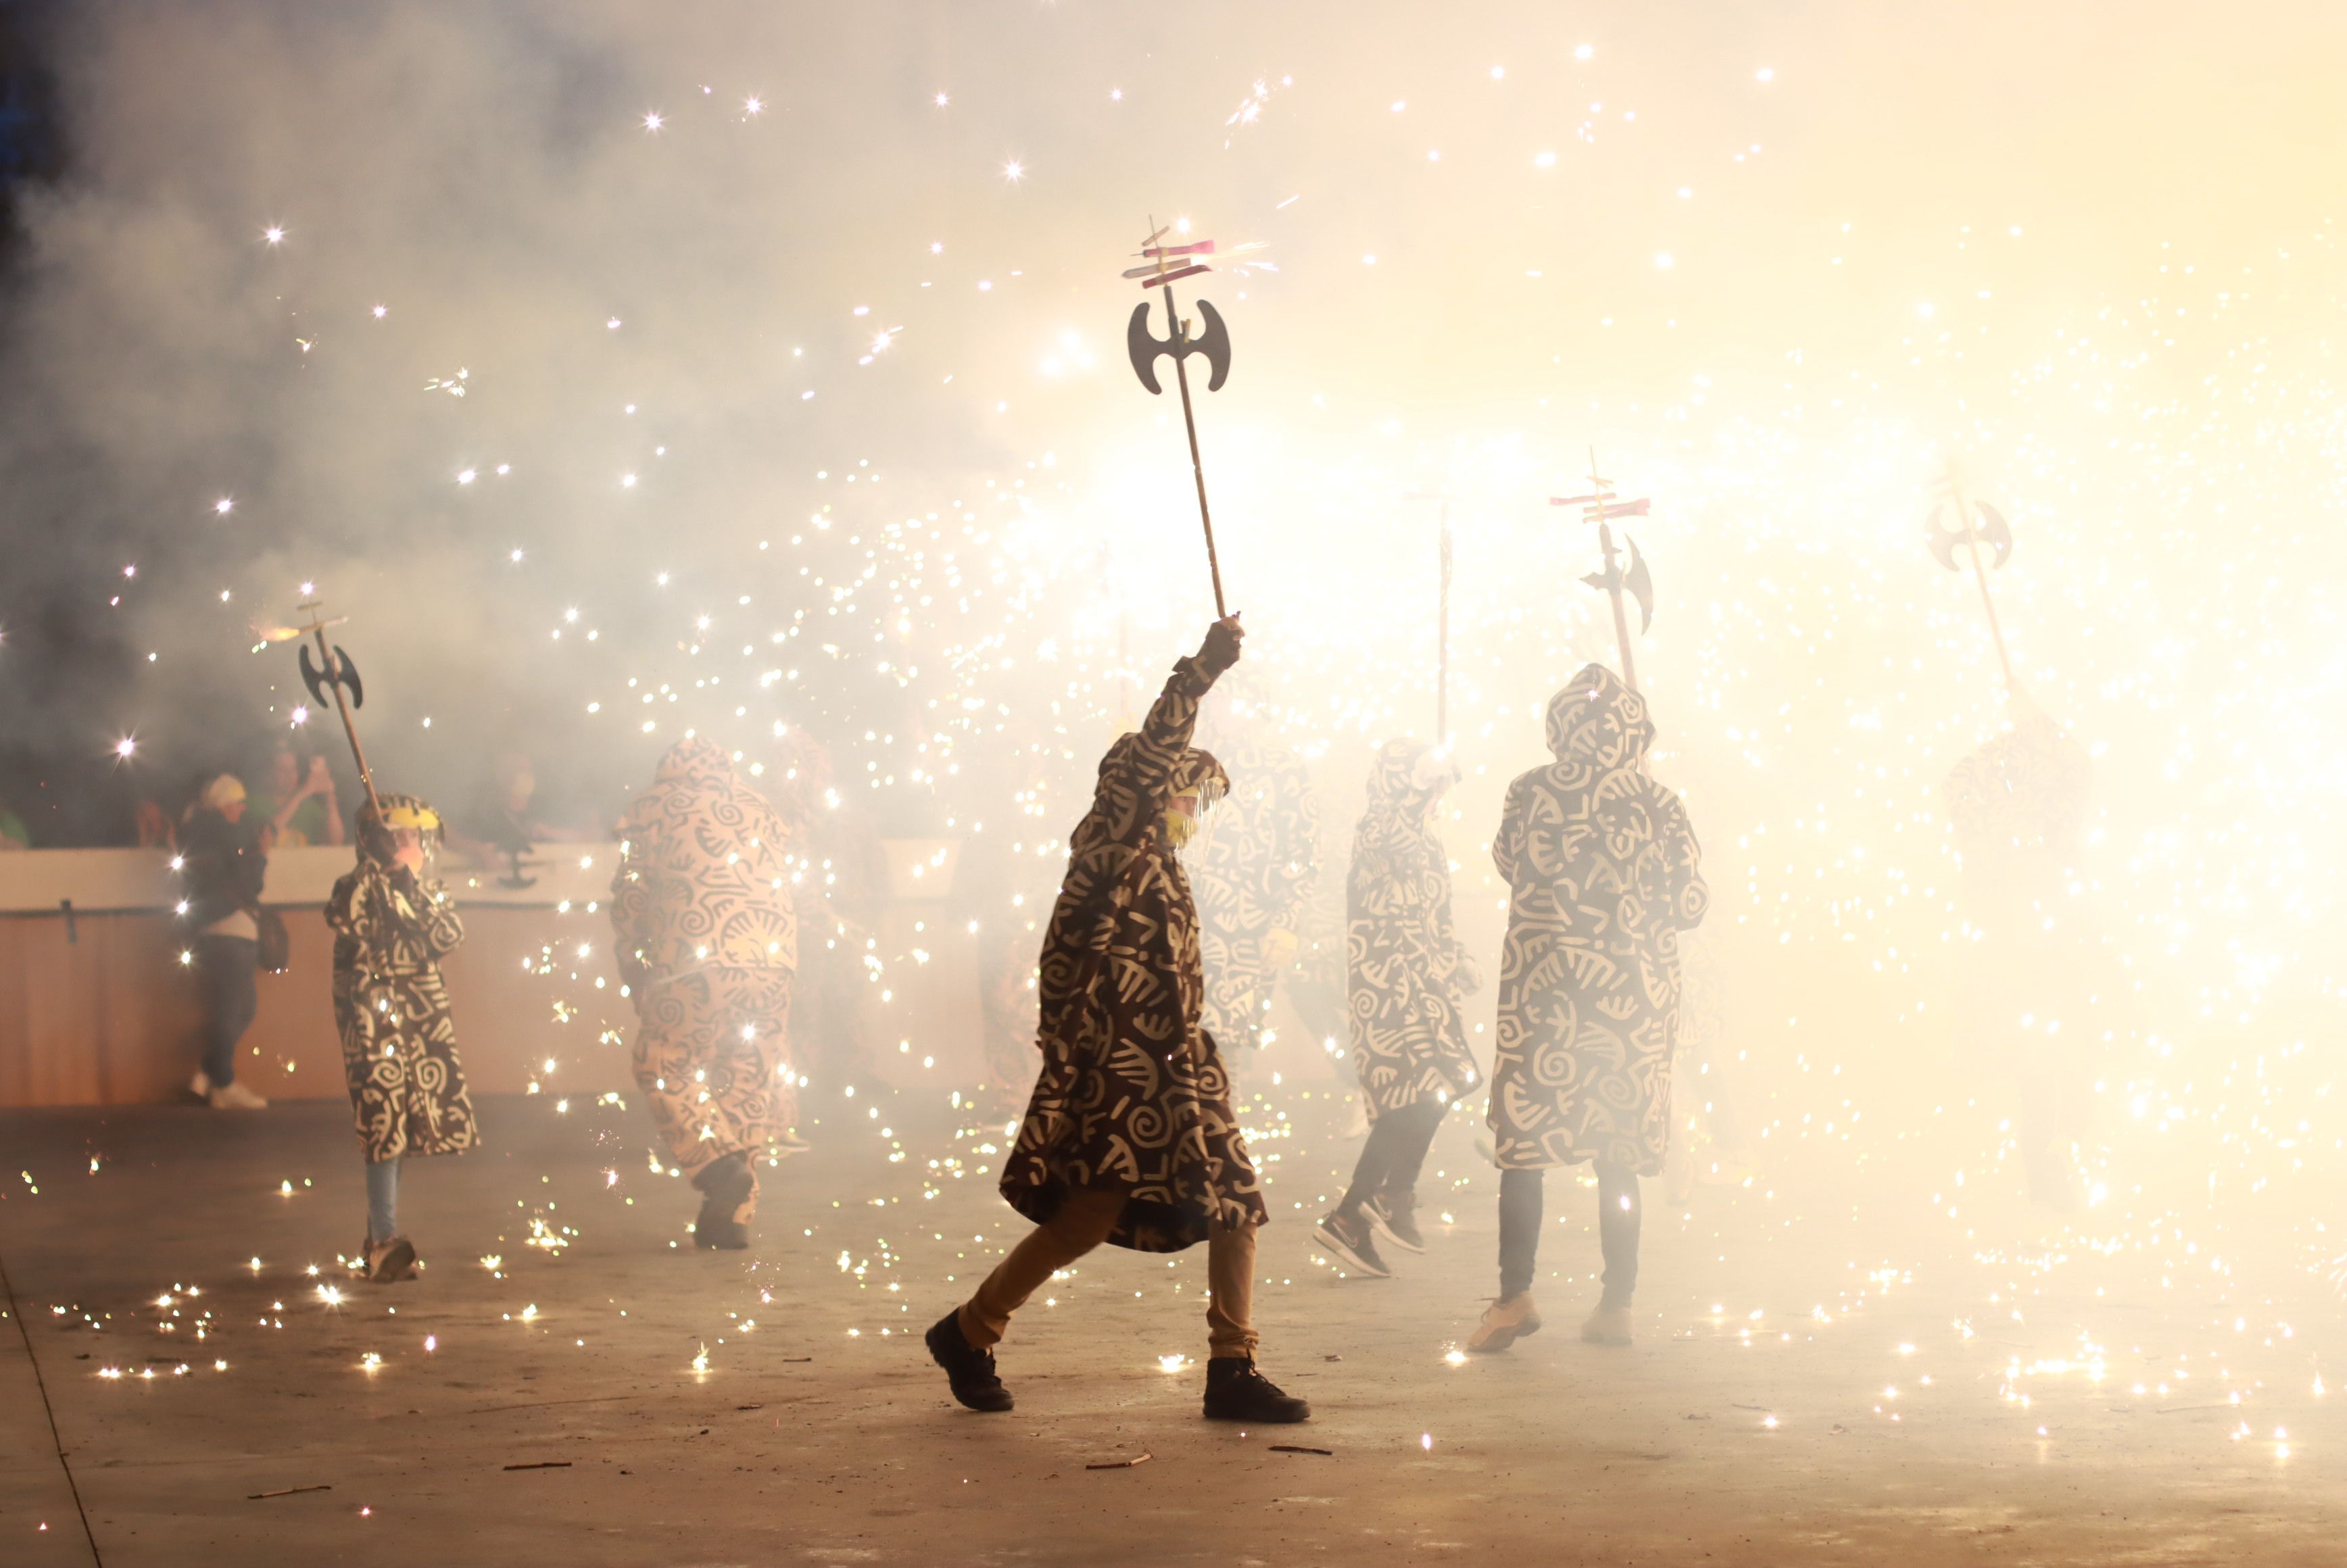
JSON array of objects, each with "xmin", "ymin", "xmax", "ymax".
[{"xmin": 610, "ymin": 736, "xmax": 797, "ymax": 981}]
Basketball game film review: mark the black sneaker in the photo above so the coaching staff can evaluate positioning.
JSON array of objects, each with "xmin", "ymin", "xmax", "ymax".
[
  {"xmin": 925, "ymin": 1310, "xmax": 1013, "ymax": 1412},
  {"xmin": 1311, "ymin": 1208, "xmax": 1391, "ymax": 1278},
  {"xmin": 692, "ymin": 1152, "xmax": 754, "ymax": 1251},
  {"xmin": 1203, "ymin": 1358, "xmax": 1310, "ymax": 1423},
  {"xmin": 1363, "ymin": 1191, "xmax": 1426, "ymax": 1254}
]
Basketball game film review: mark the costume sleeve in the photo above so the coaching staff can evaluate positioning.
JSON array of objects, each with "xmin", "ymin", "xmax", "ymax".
[
  {"xmin": 1094, "ymin": 656, "xmax": 1215, "ymax": 846},
  {"xmin": 324, "ymin": 869, "xmax": 362, "ymax": 940},
  {"xmin": 412, "ymin": 876, "xmax": 466, "ymax": 958},
  {"xmin": 1658, "ymin": 792, "xmax": 1709, "ymax": 932},
  {"xmin": 609, "ymin": 824, "xmax": 653, "ymax": 980},
  {"xmin": 1491, "ymin": 775, "xmax": 1532, "ymax": 884}
]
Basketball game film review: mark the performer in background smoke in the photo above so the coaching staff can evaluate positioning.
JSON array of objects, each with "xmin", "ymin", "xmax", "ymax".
[
  {"xmin": 926, "ymin": 616, "xmax": 1309, "ymax": 1425},
  {"xmin": 1943, "ymin": 689, "xmax": 2101, "ymax": 1209},
  {"xmin": 1192, "ymin": 679, "xmax": 1320, "ymax": 1068},
  {"xmin": 1472, "ymin": 666, "xmax": 1706, "ymax": 1352},
  {"xmin": 1314, "ymin": 739, "xmax": 1480, "ymax": 1279},
  {"xmin": 327, "ymin": 794, "xmax": 474, "ymax": 1283},
  {"xmin": 611, "ymin": 738, "xmax": 799, "ymax": 1251}
]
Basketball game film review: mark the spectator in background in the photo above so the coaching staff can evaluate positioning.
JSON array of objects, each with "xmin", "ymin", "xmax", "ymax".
[
  {"xmin": 0, "ymin": 795, "xmax": 29, "ymax": 852},
  {"xmin": 177, "ymin": 775, "xmax": 270, "ymax": 1109},
  {"xmin": 134, "ymin": 794, "xmax": 175, "ymax": 851},
  {"xmin": 249, "ymin": 744, "xmax": 345, "ymax": 850},
  {"xmin": 446, "ymin": 749, "xmax": 589, "ymax": 865}
]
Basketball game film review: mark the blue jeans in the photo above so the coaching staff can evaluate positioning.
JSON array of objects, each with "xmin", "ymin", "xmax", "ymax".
[
  {"xmin": 366, "ymin": 1158, "xmax": 400, "ymax": 1243},
  {"xmin": 193, "ymin": 935, "xmax": 258, "ymax": 1086}
]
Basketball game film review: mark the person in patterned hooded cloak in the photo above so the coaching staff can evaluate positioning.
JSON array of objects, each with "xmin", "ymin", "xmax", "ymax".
[
  {"xmin": 328, "ymin": 793, "xmax": 475, "ymax": 1284},
  {"xmin": 1469, "ymin": 665, "xmax": 1708, "ymax": 1352},
  {"xmin": 610, "ymin": 737, "xmax": 798, "ymax": 1251},
  {"xmin": 925, "ymin": 616, "xmax": 1308, "ymax": 1425},
  {"xmin": 1944, "ymin": 689, "xmax": 2102, "ymax": 1208},
  {"xmin": 1191, "ymin": 678, "xmax": 1322, "ymax": 1064},
  {"xmin": 1313, "ymin": 739, "xmax": 1481, "ymax": 1279}
]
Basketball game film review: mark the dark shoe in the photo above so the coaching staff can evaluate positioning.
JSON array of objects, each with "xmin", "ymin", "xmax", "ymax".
[
  {"xmin": 364, "ymin": 1235, "xmax": 418, "ymax": 1285},
  {"xmin": 925, "ymin": 1310, "xmax": 1013, "ymax": 1412},
  {"xmin": 1203, "ymin": 1358, "xmax": 1310, "ymax": 1423},
  {"xmin": 692, "ymin": 1152, "xmax": 755, "ymax": 1250},
  {"xmin": 1363, "ymin": 1190, "xmax": 1426, "ymax": 1253},
  {"xmin": 1312, "ymin": 1208, "xmax": 1390, "ymax": 1278}
]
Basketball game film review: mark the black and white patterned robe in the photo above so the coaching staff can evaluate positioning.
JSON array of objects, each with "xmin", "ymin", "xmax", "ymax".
[
  {"xmin": 1347, "ymin": 740, "xmax": 1480, "ymax": 1117},
  {"xmin": 1489, "ymin": 666, "xmax": 1707, "ymax": 1175},
  {"xmin": 1191, "ymin": 730, "xmax": 1320, "ymax": 1053},
  {"xmin": 998, "ymin": 655, "xmax": 1267, "ymax": 1252},
  {"xmin": 328, "ymin": 856, "xmax": 477, "ymax": 1164}
]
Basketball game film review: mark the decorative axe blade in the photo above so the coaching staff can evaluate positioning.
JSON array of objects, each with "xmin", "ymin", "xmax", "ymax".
[
  {"xmin": 1925, "ymin": 496, "xmax": 2014, "ymax": 571},
  {"xmin": 299, "ymin": 643, "xmax": 365, "ymax": 708},
  {"xmin": 1580, "ymin": 567, "xmax": 1616, "ymax": 595},
  {"xmin": 1193, "ymin": 298, "xmax": 1232, "ymax": 391},
  {"xmin": 1974, "ymin": 500, "xmax": 2014, "ymax": 568},
  {"xmin": 1624, "ymin": 535, "xmax": 1655, "ymax": 633},
  {"xmin": 334, "ymin": 646, "xmax": 364, "ymax": 710},
  {"xmin": 298, "ymin": 643, "xmax": 331, "ymax": 707},
  {"xmin": 1126, "ymin": 297, "xmax": 1234, "ymax": 395}
]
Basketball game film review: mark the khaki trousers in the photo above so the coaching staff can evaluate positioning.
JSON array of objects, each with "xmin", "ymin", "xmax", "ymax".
[{"xmin": 958, "ymin": 1186, "xmax": 1259, "ymax": 1359}]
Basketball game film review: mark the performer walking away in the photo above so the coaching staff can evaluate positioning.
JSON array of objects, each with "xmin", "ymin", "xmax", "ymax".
[
  {"xmin": 1315, "ymin": 741, "xmax": 1480, "ymax": 1278},
  {"xmin": 326, "ymin": 795, "xmax": 475, "ymax": 1283},
  {"xmin": 1944, "ymin": 689, "xmax": 2102, "ymax": 1209},
  {"xmin": 1192, "ymin": 683, "xmax": 1321, "ymax": 1064},
  {"xmin": 926, "ymin": 617, "xmax": 1308, "ymax": 1424},
  {"xmin": 178, "ymin": 774, "xmax": 270, "ymax": 1109},
  {"xmin": 611, "ymin": 737, "xmax": 799, "ymax": 1250},
  {"xmin": 1471, "ymin": 666, "xmax": 1706, "ymax": 1352}
]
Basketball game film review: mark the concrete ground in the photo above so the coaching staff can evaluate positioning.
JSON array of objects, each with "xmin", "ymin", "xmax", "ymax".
[{"xmin": 0, "ymin": 1087, "xmax": 2338, "ymax": 1566}]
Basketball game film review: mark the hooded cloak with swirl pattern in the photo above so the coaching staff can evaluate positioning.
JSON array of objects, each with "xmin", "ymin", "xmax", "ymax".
[
  {"xmin": 328, "ymin": 792, "xmax": 477, "ymax": 1164},
  {"xmin": 610, "ymin": 737, "xmax": 800, "ymax": 1181},
  {"xmin": 998, "ymin": 652, "xmax": 1269, "ymax": 1252},
  {"xmin": 1489, "ymin": 666, "xmax": 1708, "ymax": 1175},
  {"xmin": 1347, "ymin": 739, "xmax": 1481, "ymax": 1117},
  {"xmin": 1192, "ymin": 686, "xmax": 1322, "ymax": 1054}
]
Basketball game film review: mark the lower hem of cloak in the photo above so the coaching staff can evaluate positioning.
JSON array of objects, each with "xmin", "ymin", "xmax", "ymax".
[{"xmin": 1000, "ymin": 1177, "xmax": 1258, "ymax": 1255}]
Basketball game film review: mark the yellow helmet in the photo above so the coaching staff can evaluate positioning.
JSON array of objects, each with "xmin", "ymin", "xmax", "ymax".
[{"xmin": 378, "ymin": 802, "xmax": 441, "ymax": 833}]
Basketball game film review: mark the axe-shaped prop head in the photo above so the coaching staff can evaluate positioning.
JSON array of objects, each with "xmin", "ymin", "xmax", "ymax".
[
  {"xmin": 1927, "ymin": 496, "xmax": 2012, "ymax": 572},
  {"xmin": 299, "ymin": 643, "xmax": 365, "ymax": 710},
  {"xmin": 1580, "ymin": 534, "xmax": 1655, "ymax": 633},
  {"xmin": 1127, "ymin": 297, "xmax": 1232, "ymax": 395}
]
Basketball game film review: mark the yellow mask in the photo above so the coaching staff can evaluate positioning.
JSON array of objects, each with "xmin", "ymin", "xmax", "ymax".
[{"xmin": 1163, "ymin": 790, "xmax": 1201, "ymax": 848}]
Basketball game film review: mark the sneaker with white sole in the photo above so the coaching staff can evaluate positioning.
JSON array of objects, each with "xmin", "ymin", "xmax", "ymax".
[
  {"xmin": 1311, "ymin": 1208, "xmax": 1391, "ymax": 1278},
  {"xmin": 1363, "ymin": 1191, "xmax": 1427, "ymax": 1254},
  {"xmin": 209, "ymin": 1081, "xmax": 268, "ymax": 1110}
]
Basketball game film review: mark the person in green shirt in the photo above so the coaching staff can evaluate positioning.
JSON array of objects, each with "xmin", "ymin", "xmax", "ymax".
[
  {"xmin": 249, "ymin": 745, "xmax": 345, "ymax": 851},
  {"xmin": 0, "ymin": 800, "xmax": 30, "ymax": 852}
]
